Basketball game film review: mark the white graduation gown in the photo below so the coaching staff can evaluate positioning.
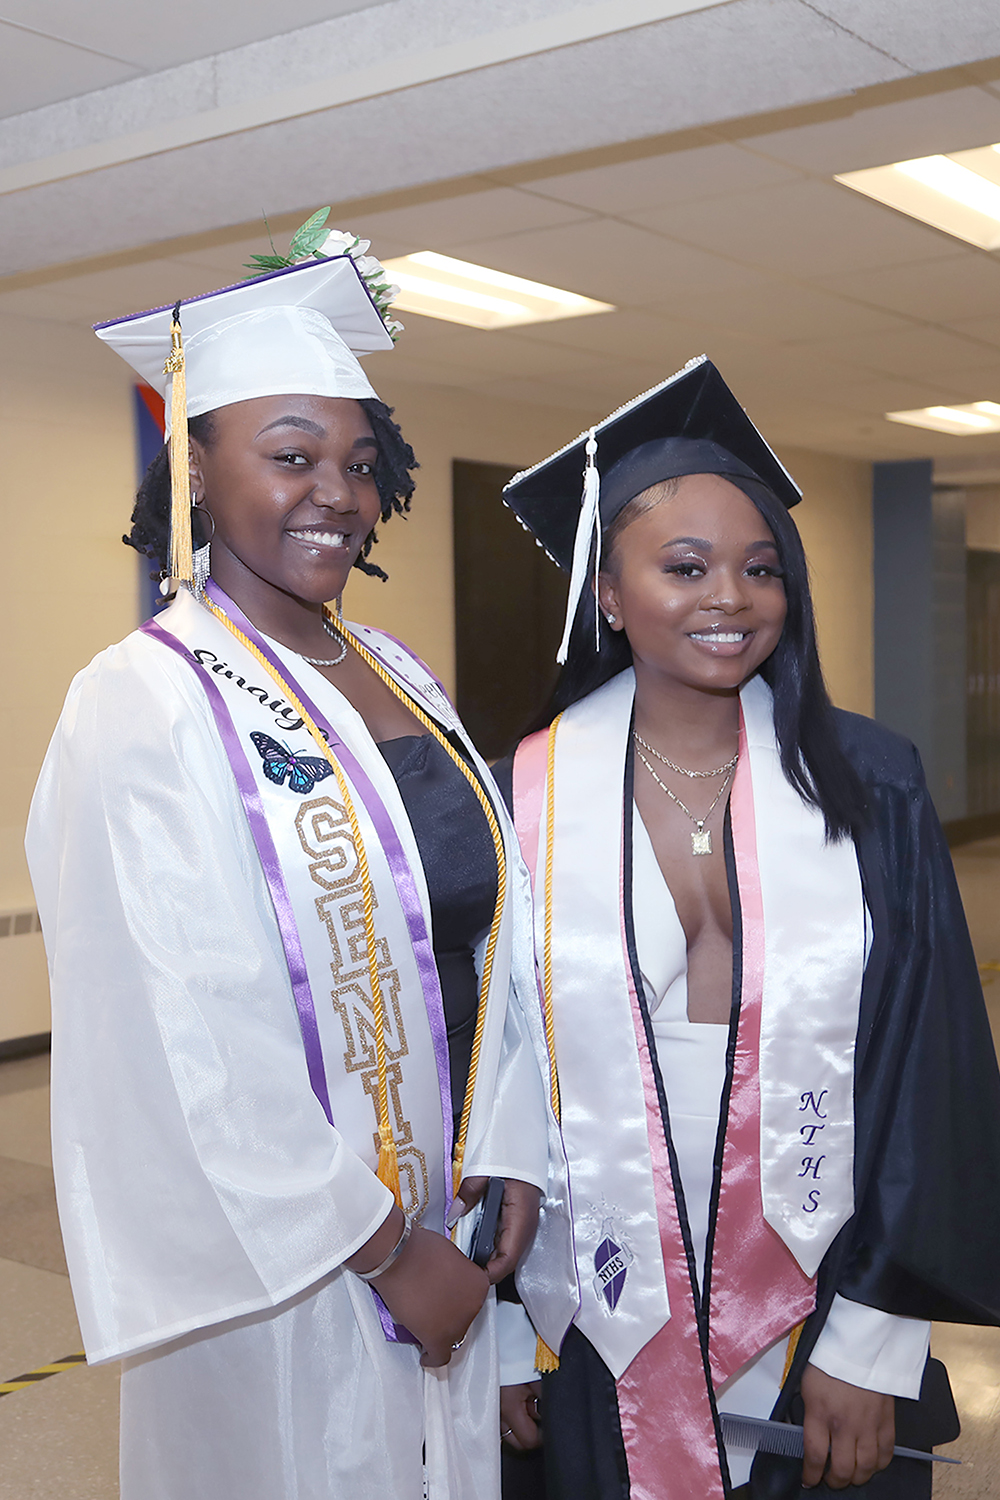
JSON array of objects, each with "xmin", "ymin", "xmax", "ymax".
[{"xmin": 26, "ymin": 608, "xmax": 563, "ymax": 1500}]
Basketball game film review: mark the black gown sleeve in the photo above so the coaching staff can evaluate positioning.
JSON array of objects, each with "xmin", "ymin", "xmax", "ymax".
[{"xmin": 838, "ymin": 724, "xmax": 1000, "ymax": 1325}]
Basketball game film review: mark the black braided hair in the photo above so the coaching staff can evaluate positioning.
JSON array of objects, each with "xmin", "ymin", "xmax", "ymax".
[{"xmin": 123, "ymin": 399, "xmax": 418, "ymax": 582}]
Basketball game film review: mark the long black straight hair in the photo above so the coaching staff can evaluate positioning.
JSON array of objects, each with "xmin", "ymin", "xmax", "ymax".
[{"xmin": 528, "ymin": 476, "xmax": 869, "ymax": 841}]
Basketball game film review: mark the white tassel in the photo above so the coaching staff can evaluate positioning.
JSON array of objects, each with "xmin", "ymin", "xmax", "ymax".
[{"xmin": 556, "ymin": 429, "xmax": 600, "ymax": 664}]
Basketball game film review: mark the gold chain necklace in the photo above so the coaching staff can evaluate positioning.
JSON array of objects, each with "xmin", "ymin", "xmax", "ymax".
[
  {"xmin": 632, "ymin": 731, "xmax": 738, "ymax": 780},
  {"xmin": 634, "ymin": 740, "xmax": 737, "ymax": 856}
]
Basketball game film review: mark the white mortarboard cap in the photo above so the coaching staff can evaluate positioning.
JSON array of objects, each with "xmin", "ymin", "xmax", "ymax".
[{"xmin": 95, "ymin": 254, "xmax": 393, "ymax": 434}]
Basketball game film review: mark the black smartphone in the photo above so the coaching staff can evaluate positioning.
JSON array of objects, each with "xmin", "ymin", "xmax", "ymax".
[{"xmin": 468, "ymin": 1177, "xmax": 505, "ymax": 1267}]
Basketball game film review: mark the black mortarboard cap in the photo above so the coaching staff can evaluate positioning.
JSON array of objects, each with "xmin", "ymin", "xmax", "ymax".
[{"xmin": 503, "ymin": 356, "xmax": 800, "ymax": 574}]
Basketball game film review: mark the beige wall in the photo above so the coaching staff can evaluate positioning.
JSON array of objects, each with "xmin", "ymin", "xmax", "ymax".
[
  {"xmin": 778, "ymin": 445, "xmax": 875, "ymax": 719},
  {"xmin": 0, "ymin": 304, "xmax": 876, "ymax": 1039},
  {"xmin": 966, "ymin": 486, "xmax": 1000, "ymax": 552}
]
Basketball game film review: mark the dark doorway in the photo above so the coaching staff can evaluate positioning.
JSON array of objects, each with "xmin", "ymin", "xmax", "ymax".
[
  {"xmin": 453, "ymin": 459, "xmax": 568, "ymax": 759},
  {"xmin": 967, "ymin": 549, "xmax": 1000, "ymax": 817}
]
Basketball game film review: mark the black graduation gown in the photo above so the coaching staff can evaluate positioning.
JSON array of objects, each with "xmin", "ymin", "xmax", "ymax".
[{"xmin": 497, "ymin": 710, "xmax": 1000, "ymax": 1500}]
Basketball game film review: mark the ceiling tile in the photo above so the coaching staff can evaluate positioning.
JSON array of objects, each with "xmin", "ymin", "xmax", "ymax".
[
  {"xmin": 810, "ymin": 0, "xmax": 1000, "ymax": 73},
  {"xmin": 367, "ymin": 318, "xmax": 610, "ymax": 381},
  {"xmin": 631, "ymin": 178, "xmax": 963, "ymax": 279},
  {"xmin": 351, "ymin": 189, "xmax": 595, "ymax": 258},
  {"xmin": 950, "ymin": 314, "xmax": 1000, "ymax": 349},
  {"xmin": 655, "ymin": 279, "xmax": 915, "ymax": 344},
  {"xmin": 521, "ymin": 142, "xmax": 802, "ymax": 215},
  {"xmin": 814, "ymin": 252, "xmax": 1000, "ymax": 325},
  {"xmin": 799, "ymin": 325, "xmax": 1000, "ymax": 381},
  {"xmin": 0, "ymin": 23, "xmax": 139, "ymax": 117},
  {"xmin": 924, "ymin": 363, "xmax": 1000, "ymax": 402},
  {"xmin": 737, "ymin": 84, "xmax": 1000, "ymax": 175},
  {"xmin": 500, "ymin": 308, "xmax": 712, "ymax": 365},
  {"xmin": 448, "ymin": 218, "xmax": 766, "ymax": 307},
  {"xmin": 0, "ymin": 0, "xmax": 380, "ymax": 71},
  {"xmin": 32, "ymin": 257, "xmax": 228, "ymax": 323}
]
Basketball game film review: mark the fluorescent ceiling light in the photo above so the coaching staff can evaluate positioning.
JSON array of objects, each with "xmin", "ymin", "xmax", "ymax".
[
  {"xmin": 382, "ymin": 251, "xmax": 614, "ymax": 330},
  {"xmin": 886, "ymin": 403, "xmax": 1000, "ymax": 436},
  {"xmin": 836, "ymin": 143, "xmax": 1000, "ymax": 250}
]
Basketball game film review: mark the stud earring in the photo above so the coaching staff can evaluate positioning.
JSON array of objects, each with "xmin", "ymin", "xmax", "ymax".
[{"xmin": 606, "ymin": 613, "xmax": 617, "ymax": 625}]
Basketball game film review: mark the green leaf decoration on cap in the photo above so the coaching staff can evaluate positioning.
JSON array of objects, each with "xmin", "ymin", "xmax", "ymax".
[
  {"xmin": 241, "ymin": 207, "xmax": 402, "ymax": 342},
  {"xmin": 288, "ymin": 206, "xmax": 332, "ymax": 260}
]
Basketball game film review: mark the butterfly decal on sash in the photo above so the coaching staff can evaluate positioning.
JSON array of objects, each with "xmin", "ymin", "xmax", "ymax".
[{"xmin": 249, "ymin": 732, "xmax": 335, "ymax": 795}]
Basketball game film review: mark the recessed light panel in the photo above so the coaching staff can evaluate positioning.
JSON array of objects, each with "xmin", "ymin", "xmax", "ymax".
[
  {"xmin": 836, "ymin": 144, "xmax": 1000, "ymax": 250},
  {"xmin": 381, "ymin": 251, "xmax": 615, "ymax": 330},
  {"xmin": 886, "ymin": 402, "xmax": 1000, "ymax": 436}
]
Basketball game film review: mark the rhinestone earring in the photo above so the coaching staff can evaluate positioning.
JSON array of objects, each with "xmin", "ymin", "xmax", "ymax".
[{"xmin": 191, "ymin": 493, "xmax": 215, "ymax": 600}]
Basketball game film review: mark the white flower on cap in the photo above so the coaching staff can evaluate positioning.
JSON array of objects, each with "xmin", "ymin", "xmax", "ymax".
[{"xmin": 320, "ymin": 230, "xmax": 371, "ymax": 258}]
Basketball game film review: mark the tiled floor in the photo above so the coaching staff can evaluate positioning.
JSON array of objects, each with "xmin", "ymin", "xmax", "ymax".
[
  {"xmin": 2, "ymin": 842, "xmax": 1000, "ymax": 1498},
  {"xmin": 0, "ymin": 1054, "xmax": 119, "ymax": 1498}
]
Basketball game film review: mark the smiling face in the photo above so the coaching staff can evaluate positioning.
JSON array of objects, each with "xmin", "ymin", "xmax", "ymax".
[
  {"xmin": 597, "ymin": 471, "xmax": 788, "ymax": 696},
  {"xmin": 188, "ymin": 393, "xmax": 382, "ymax": 612}
]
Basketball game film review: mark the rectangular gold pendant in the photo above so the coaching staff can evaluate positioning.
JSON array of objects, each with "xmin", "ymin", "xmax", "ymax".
[{"xmin": 692, "ymin": 828, "xmax": 712, "ymax": 855}]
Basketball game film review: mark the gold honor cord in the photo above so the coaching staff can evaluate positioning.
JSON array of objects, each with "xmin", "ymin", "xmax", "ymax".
[
  {"xmin": 781, "ymin": 1320, "xmax": 805, "ymax": 1386},
  {"xmin": 163, "ymin": 307, "xmax": 193, "ymax": 587},
  {"xmin": 532, "ymin": 712, "xmax": 566, "ymax": 1373},
  {"xmin": 343, "ymin": 627, "xmax": 507, "ymax": 1196}
]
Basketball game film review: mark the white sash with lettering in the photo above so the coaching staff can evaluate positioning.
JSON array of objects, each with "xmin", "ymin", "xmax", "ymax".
[
  {"xmin": 163, "ymin": 590, "xmax": 455, "ymax": 1225},
  {"xmin": 541, "ymin": 670, "xmax": 865, "ymax": 1376}
]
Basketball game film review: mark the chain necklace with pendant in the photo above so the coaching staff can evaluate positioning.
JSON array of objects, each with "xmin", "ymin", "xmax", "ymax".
[{"xmin": 633, "ymin": 735, "xmax": 738, "ymax": 855}]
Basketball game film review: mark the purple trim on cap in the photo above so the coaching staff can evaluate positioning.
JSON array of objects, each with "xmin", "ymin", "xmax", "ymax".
[
  {"xmin": 140, "ymin": 617, "xmax": 334, "ymax": 1127},
  {"xmin": 205, "ymin": 581, "xmax": 455, "ymax": 1223},
  {"xmin": 93, "ymin": 252, "xmax": 385, "ymax": 331}
]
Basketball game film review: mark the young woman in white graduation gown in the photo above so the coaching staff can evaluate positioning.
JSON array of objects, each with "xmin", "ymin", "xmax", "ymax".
[
  {"xmin": 493, "ymin": 360, "xmax": 1000, "ymax": 1499},
  {"xmin": 25, "ymin": 234, "xmax": 572, "ymax": 1500}
]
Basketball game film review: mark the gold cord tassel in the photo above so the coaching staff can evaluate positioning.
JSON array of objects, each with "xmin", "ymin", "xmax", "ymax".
[
  {"xmin": 534, "ymin": 1335, "xmax": 559, "ymax": 1373},
  {"xmin": 163, "ymin": 303, "xmax": 192, "ymax": 586},
  {"xmin": 377, "ymin": 1123, "xmax": 402, "ymax": 1201},
  {"xmin": 781, "ymin": 1320, "xmax": 805, "ymax": 1385}
]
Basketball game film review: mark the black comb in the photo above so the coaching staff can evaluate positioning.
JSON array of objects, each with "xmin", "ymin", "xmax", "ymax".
[{"xmin": 719, "ymin": 1412, "xmax": 960, "ymax": 1464}]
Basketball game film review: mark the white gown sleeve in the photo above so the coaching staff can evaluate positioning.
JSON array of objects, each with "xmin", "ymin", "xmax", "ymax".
[
  {"xmin": 461, "ymin": 965, "xmax": 549, "ymax": 1194},
  {"xmin": 26, "ymin": 639, "xmax": 392, "ymax": 1365},
  {"xmin": 808, "ymin": 1293, "xmax": 931, "ymax": 1399},
  {"xmin": 497, "ymin": 1300, "xmax": 541, "ymax": 1386}
]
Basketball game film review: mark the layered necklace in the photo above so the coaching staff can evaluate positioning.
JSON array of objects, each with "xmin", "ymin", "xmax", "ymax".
[{"xmin": 632, "ymin": 730, "xmax": 738, "ymax": 856}]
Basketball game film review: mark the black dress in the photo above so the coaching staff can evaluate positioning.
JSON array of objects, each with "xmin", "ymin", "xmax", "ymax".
[{"xmin": 378, "ymin": 734, "xmax": 497, "ymax": 1130}]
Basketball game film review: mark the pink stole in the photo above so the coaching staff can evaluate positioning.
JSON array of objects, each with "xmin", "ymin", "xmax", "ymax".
[{"xmin": 513, "ymin": 709, "xmax": 815, "ymax": 1499}]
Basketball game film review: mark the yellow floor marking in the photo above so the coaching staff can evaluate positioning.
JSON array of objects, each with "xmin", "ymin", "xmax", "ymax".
[{"xmin": 0, "ymin": 1351, "xmax": 86, "ymax": 1397}]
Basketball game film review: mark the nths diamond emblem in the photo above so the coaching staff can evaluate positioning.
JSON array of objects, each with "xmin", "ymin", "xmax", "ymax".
[{"xmin": 593, "ymin": 1218, "xmax": 634, "ymax": 1312}]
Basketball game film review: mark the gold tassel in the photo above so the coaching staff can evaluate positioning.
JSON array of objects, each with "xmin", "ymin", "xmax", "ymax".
[
  {"xmin": 534, "ymin": 1335, "xmax": 559, "ymax": 1373},
  {"xmin": 377, "ymin": 1124, "xmax": 402, "ymax": 1203},
  {"xmin": 163, "ymin": 303, "xmax": 193, "ymax": 586},
  {"xmin": 781, "ymin": 1320, "xmax": 805, "ymax": 1386}
]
